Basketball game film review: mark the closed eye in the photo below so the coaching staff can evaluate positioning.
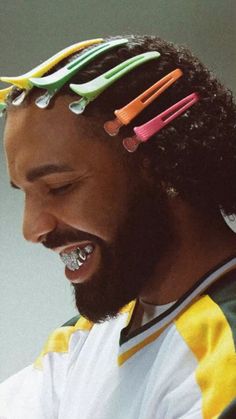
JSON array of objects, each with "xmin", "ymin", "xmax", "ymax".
[{"xmin": 49, "ymin": 183, "xmax": 73, "ymax": 196}]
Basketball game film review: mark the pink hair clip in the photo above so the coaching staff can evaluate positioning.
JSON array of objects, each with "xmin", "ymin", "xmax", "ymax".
[{"xmin": 123, "ymin": 92, "xmax": 200, "ymax": 152}]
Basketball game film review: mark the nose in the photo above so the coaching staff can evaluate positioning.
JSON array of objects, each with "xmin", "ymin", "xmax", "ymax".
[{"xmin": 23, "ymin": 195, "xmax": 57, "ymax": 243}]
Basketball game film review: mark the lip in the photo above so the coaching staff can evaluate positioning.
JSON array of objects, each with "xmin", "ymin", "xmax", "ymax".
[
  {"xmin": 64, "ymin": 245, "xmax": 100, "ymax": 284},
  {"xmin": 56, "ymin": 241, "xmax": 94, "ymax": 255}
]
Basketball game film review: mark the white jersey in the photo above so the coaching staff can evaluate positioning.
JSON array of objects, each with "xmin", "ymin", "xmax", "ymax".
[{"xmin": 1, "ymin": 256, "xmax": 236, "ymax": 419}]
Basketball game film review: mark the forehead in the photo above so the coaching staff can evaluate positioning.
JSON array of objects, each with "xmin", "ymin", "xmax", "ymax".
[{"xmin": 4, "ymin": 94, "xmax": 114, "ymax": 174}]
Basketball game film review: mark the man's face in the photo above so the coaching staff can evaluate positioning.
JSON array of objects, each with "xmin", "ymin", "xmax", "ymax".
[{"xmin": 4, "ymin": 94, "xmax": 172, "ymax": 322}]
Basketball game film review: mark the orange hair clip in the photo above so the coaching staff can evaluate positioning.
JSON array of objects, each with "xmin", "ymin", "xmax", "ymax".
[{"xmin": 104, "ymin": 68, "xmax": 183, "ymax": 136}]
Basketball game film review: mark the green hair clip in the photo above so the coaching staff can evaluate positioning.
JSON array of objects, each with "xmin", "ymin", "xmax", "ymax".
[
  {"xmin": 0, "ymin": 38, "xmax": 103, "ymax": 106},
  {"xmin": 0, "ymin": 102, "xmax": 6, "ymax": 116},
  {"xmin": 69, "ymin": 51, "xmax": 160, "ymax": 114},
  {"xmin": 30, "ymin": 38, "xmax": 128, "ymax": 109}
]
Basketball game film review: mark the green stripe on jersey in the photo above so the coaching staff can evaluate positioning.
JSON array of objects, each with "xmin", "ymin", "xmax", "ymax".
[
  {"xmin": 62, "ymin": 315, "xmax": 80, "ymax": 327},
  {"xmin": 207, "ymin": 270, "xmax": 236, "ymax": 350}
]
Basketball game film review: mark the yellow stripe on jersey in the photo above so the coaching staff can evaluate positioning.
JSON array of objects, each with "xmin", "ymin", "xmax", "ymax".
[
  {"xmin": 118, "ymin": 325, "xmax": 165, "ymax": 366},
  {"xmin": 34, "ymin": 316, "xmax": 93, "ymax": 370},
  {"xmin": 34, "ymin": 303, "xmax": 134, "ymax": 370},
  {"xmin": 120, "ymin": 300, "xmax": 136, "ymax": 325},
  {"xmin": 175, "ymin": 295, "xmax": 236, "ymax": 419}
]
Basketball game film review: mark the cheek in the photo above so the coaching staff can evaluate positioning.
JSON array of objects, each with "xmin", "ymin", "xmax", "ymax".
[{"xmin": 54, "ymin": 179, "xmax": 130, "ymax": 240}]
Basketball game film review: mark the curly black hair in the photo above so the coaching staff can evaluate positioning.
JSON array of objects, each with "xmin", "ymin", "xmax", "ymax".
[{"xmin": 7, "ymin": 34, "xmax": 236, "ymax": 215}]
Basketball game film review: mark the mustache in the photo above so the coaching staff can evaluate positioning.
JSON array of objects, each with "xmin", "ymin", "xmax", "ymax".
[{"xmin": 42, "ymin": 229, "xmax": 102, "ymax": 250}]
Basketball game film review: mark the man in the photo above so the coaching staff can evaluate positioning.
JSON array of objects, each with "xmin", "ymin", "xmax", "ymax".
[{"xmin": 1, "ymin": 34, "xmax": 236, "ymax": 418}]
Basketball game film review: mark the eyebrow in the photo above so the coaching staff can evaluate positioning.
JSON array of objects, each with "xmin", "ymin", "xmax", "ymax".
[{"xmin": 10, "ymin": 164, "xmax": 74, "ymax": 189}]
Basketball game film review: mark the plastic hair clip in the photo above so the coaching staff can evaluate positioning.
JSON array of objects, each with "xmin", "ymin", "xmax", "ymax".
[
  {"xmin": 0, "ymin": 39, "xmax": 103, "ymax": 90},
  {"xmin": 0, "ymin": 86, "xmax": 13, "ymax": 103},
  {"xmin": 0, "ymin": 83, "xmax": 30, "ymax": 107},
  {"xmin": 104, "ymin": 68, "xmax": 183, "ymax": 136},
  {"xmin": 0, "ymin": 102, "xmax": 6, "ymax": 117},
  {"xmin": 0, "ymin": 86, "xmax": 28, "ymax": 109},
  {"xmin": 123, "ymin": 92, "xmax": 199, "ymax": 152},
  {"xmin": 30, "ymin": 39, "xmax": 128, "ymax": 109},
  {"xmin": 69, "ymin": 51, "xmax": 160, "ymax": 114}
]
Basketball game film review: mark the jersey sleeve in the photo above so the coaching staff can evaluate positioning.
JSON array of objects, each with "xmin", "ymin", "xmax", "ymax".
[{"xmin": 0, "ymin": 315, "xmax": 93, "ymax": 419}]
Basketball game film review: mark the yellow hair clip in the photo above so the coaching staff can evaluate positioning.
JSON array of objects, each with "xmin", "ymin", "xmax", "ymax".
[
  {"xmin": 0, "ymin": 86, "xmax": 13, "ymax": 103},
  {"xmin": 0, "ymin": 38, "xmax": 103, "ymax": 90}
]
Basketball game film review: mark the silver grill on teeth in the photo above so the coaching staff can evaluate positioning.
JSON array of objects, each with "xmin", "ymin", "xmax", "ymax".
[{"xmin": 60, "ymin": 245, "xmax": 94, "ymax": 271}]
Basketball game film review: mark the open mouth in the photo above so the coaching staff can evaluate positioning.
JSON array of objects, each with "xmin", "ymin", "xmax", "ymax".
[{"xmin": 59, "ymin": 244, "xmax": 94, "ymax": 272}]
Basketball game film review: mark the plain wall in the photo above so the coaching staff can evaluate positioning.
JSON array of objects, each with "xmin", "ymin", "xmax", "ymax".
[{"xmin": 0, "ymin": 0, "xmax": 236, "ymax": 381}]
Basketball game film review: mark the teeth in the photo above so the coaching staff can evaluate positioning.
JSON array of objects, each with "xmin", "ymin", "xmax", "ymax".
[
  {"xmin": 60, "ymin": 244, "xmax": 94, "ymax": 271},
  {"xmin": 84, "ymin": 244, "xmax": 94, "ymax": 254},
  {"xmin": 60, "ymin": 249, "xmax": 82, "ymax": 271},
  {"xmin": 77, "ymin": 248, "xmax": 87, "ymax": 261}
]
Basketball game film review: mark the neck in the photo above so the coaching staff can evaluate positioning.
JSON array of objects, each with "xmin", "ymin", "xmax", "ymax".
[{"xmin": 140, "ymin": 199, "xmax": 236, "ymax": 304}]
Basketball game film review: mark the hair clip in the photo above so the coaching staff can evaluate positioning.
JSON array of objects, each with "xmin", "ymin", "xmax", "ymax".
[
  {"xmin": 69, "ymin": 51, "xmax": 160, "ymax": 114},
  {"xmin": 123, "ymin": 92, "xmax": 200, "ymax": 152},
  {"xmin": 0, "ymin": 87, "xmax": 13, "ymax": 115},
  {"xmin": 30, "ymin": 38, "xmax": 128, "ymax": 109},
  {"xmin": 0, "ymin": 39, "xmax": 103, "ymax": 107},
  {"xmin": 0, "ymin": 102, "xmax": 6, "ymax": 117},
  {"xmin": 0, "ymin": 39, "xmax": 103, "ymax": 91},
  {"xmin": 0, "ymin": 86, "xmax": 13, "ymax": 102},
  {"xmin": 0, "ymin": 86, "xmax": 29, "ymax": 107},
  {"xmin": 0, "ymin": 86, "xmax": 28, "ymax": 110},
  {"xmin": 104, "ymin": 68, "xmax": 183, "ymax": 136}
]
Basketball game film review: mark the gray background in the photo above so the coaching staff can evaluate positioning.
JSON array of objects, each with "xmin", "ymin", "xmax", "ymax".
[{"xmin": 0, "ymin": 0, "xmax": 236, "ymax": 381}]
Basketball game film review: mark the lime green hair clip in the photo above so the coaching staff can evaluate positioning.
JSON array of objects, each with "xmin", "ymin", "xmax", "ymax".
[
  {"xmin": 0, "ymin": 38, "xmax": 103, "ymax": 107},
  {"xmin": 0, "ymin": 102, "xmax": 6, "ymax": 116},
  {"xmin": 0, "ymin": 86, "xmax": 13, "ymax": 102},
  {"xmin": 0, "ymin": 87, "xmax": 12, "ymax": 114},
  {"xmin": 30, "ymin": 38, "xmax": 128, "ymax": 109},
  {"xmin": 69, "ymin": 51, "xmax": 160, "ymax": 114}
]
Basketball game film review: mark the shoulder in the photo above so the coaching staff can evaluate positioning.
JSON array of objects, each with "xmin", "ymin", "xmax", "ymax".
[
  {"xmin": 175, "ymin": 268, "xmax": 236, "ymax": 341},
  {"xmin": 34, "ymin": 314, "xmax": 94, "ymax": 369},
  {"xmin": 174, "ymin": 269, "xmax": 236, "ymax": 419}
]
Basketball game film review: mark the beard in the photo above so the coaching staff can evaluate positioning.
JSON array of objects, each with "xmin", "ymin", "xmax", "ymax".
[
  {"xmin": 43, "ymin": 181, "xmax": 173, "ymax": 323},
  {"xmin": 72, "ymin": 183, "xmax": 173, "ymax": 323}
]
